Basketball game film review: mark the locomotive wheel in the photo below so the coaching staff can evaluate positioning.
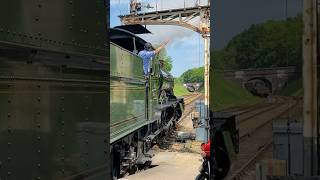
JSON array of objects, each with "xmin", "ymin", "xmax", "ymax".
[
  {"xmin": 143, "ymin": 160, "xmax": 152, "ymax": 170},
  {"xmin": 128, "ymin": 165, "xmax": 138, "ymax": 175},
  {"xmin": 175, "ymin": 106, "xmax": 182, "ymax": 119}
]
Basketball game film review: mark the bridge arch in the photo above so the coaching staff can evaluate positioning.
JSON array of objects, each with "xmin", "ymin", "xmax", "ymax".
[{"xmin": 244, "ymin": 77, "xmax": 273, "ymax": 97}]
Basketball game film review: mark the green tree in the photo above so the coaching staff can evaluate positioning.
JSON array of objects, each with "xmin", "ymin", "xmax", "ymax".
[
  {"xmin": 213, "ymin": 15, "xmax": 302, "ymax": 70},
  {"xmin": 180, "ymin": 66, "xmax": 204, "ymax": 83},
  {"xmin": 154, "ymin": 45, "xmax": 173, "ymax": 72}
]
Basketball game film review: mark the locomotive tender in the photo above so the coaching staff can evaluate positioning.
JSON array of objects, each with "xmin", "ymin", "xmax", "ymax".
[
  {"xmin": 0, "ymin": 0, "xmax": 108, "ymax": 179},
  {"xmin": 110, "ymin": 25, "xmax": 184, "ymax": 178},
  {"xmin": 0, "ymin": 0, "xmax": 183, "ymax": 179}
]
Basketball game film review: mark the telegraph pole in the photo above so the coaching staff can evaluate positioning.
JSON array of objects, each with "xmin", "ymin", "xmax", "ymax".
[{"xmin": 303, "ymin": 0, "xmax": 318, "ymax": 176}]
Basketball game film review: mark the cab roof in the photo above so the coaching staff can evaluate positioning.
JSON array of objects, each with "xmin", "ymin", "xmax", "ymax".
[{"xmin": 110, "ymin": 25, "xmax": 154, "ymax": 53}]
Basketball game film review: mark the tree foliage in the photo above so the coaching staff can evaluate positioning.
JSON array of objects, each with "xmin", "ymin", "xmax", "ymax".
[
  {"xmin": 154, "ymin": 45, "xmax": 173, "ymax": 72},
  {"xmin": 213, "ymin": 16, "xmax": 302, "ymax": 70},
  {"xmin": 180, "ymin": 66, "xmax": 204, "ymax": 83},
  {"xmin": 180, "ymin": 16, "xmax": 302, "ymax": 83}
]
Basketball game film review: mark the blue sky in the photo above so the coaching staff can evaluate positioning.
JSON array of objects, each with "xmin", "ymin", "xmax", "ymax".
[{"xmin": 110, "ymin": 0, "xmax": 207, "ymax": 77}]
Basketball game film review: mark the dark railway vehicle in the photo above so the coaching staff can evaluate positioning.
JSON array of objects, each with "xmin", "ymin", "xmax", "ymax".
[
  {"xmin": 0, "ymin": 1, "xmax": 108, "ymax": 180},
  {"xmin": 245, "ymin": 80, "xmax": 271, "ymax": 97},
  {"xmin": 184, "ymin": 83, "xmax": 202, "ymax": 92},
  {"xmin": 110, "ymin": 25, "xmax": 184, "ymax": 179}
]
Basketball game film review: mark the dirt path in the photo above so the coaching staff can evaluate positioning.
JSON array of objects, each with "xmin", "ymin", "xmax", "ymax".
[{"xmin": 122, "ymin": 151, "xmax": 202, "ymax": 180}]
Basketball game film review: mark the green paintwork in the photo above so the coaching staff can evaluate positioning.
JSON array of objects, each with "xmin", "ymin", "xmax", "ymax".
[
  {"xmin": 110, "ymin": 43, "xmax": 147, "ymax": 143},
  {"xmin": 110, "ymin": 42, "xmax": 175, "ymax": 144},
  {"xmin": 0, "ymin": 0, "xmax": 106, "ymax": 56},
  {"xmin": 151, "ymin": 60, "xmax": 174, "ymax": 92},
  {"xmin": 0, "ymin": 51, "xmax": 108, "ymax": 180},
  {"xmin": 0, "ymin": 0, "xmax": 108, "ymax": 179},
  {"xmin": 110, "ymin": 43, "xmax": 144, "ymax": 79}
]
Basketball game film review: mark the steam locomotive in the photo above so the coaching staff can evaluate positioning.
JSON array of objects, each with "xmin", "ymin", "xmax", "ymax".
[{"xmin": 110, "ymin": 25, "xmax": 184, "ymax": 179}]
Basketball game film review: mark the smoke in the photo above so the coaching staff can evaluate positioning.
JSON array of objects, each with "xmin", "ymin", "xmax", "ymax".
[{"xmin": 139, "ymin": 25, "xmax": 197, "ymax": 47}]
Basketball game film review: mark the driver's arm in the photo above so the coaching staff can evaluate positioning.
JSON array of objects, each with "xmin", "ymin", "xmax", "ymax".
[{"xmin": 155, "ymin": 39, "xmax": 170, "ymax": 54}]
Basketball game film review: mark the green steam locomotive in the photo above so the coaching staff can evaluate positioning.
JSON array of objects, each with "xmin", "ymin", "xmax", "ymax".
[{"xmin": 110, "ymin": 25, "xmax": 184, "ymax": 179}]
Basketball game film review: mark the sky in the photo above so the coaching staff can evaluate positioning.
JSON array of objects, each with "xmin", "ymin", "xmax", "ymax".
[{"xmin": 110, "ymin": 0, "xmax": 302, "ymax": 77}]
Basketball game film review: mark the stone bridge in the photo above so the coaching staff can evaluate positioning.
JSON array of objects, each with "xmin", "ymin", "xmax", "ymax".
[{"xmin": 219, "ymin": 66, "xmax": 298, "ymax": 94}]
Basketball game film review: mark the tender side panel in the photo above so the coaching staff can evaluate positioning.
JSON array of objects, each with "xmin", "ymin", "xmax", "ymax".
[
  {"xmin": 110, "ymin": 43, "xmax": 146, "ymax": 143},
  {"xmin": 0, "ymin": 0, "xmax": 106, "ymax": 56},
  {"xmin": 0, "ymin": 50, "xmax": 108, "ymax": 180},
  {"xmin": 110, "ymin": 43, "xmax": 144, "ymax": 78}
]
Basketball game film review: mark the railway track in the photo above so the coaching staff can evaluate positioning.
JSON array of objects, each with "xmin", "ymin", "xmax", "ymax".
[
  {"xmin": 183, "ymin": 93, "xmax": 202, "ymax": 105},
  {"xmin": 129, "ymin": 95, "xmax": 299, "ymax": 180},
  {"xmin": 129, "ymin": 96, "xmax": 299, "ymax": 180},
  {"xmin": 226, "ymin": 97, "xmax": 300, "ymax": 180},
  {"xmin": 220, "ymin": 102, "xmax": 264, "ymax": 114},
  {"xmin": 236, "ymin": 103, "xmax": 281, "ymax": 125},
  {"xmin": 178, "ymin": 93, "xmax": 203, "ymax": 124},
  {"xmin": 223, "ymin": 96, "xmax": 286, "ymax": 115}
]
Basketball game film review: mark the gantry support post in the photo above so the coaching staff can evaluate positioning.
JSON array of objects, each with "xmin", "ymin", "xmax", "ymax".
[
  {"xmin": 204, "ymin": 34, "xmax": 210, "ymax": 141},
  {"xmin": 204, "ymin": 35, "xmax": 210, "ymax": 116},
  {"xmin": 303, "ymin": 0, "xmax": 318, "ymax": 176}
]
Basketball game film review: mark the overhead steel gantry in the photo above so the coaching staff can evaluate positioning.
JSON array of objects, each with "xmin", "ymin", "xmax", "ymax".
[
  {"xmin": 119, "ymin": 4, "xmax": 210, "ymax": 34},
  {"xmin": 119, "ymin": 0, "xmax": 211, "ymax": 119}
]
